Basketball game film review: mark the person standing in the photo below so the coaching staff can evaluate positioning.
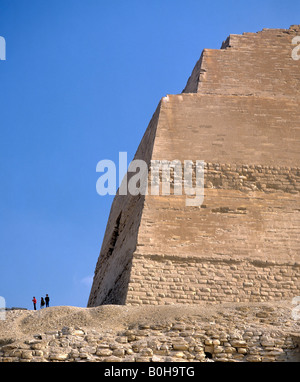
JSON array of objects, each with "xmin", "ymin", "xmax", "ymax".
[
  {"xmin": 45, "ymin": 294, "xmax": 50, "ymax": 307},
  {"xmin": 40, "ymin": 297, "xmax": 45, "ymax": 309},
  {"xmin": 32, "ymin": 296, "xmax": 37, "ymax": 310}
]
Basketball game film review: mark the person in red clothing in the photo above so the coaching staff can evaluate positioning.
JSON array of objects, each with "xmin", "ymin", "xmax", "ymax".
[{"xmin": 32, "ymin": 296, "xmax": 37, "ymax": 310}]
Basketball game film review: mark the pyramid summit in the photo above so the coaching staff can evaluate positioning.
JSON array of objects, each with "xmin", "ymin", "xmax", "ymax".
[{"xmin": 88, "ymin": 25, "xmax": 300, "ymax": 307}]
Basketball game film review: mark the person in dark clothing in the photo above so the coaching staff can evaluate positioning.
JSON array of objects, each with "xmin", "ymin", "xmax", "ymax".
[
  {"xmin": 40, "ymin": 297, "xmax": 45, "ymax": 309},
  {"xmin": 32, "ymin": 297, "xmax": 37, "ymax": 310},
  {"xmin": 45, "ymin": 294, "xmax": 50, "ymax": 307}
]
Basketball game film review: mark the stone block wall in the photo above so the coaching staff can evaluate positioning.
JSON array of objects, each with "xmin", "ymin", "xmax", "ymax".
[
  {"xmin": 203, "ymin": 163, "xmax": 300, "ymax": 194},
  {"xmin": 148, "ymin": 162, "xmax": 300, "ymax": 194},
  {"xmin": 126, "ymin": 158, "xmax": 300, "ymax": 305},
  {"xmin": 126, "ymin": 256, "xmax": 300, "ymax": 305},
  {"xmin": 183, "ymin": 25, "xmax": 300, "ymax": 99},
  {"xmin": 1, "ymin": 303, "xmax": 299, "ymax": 362},
  {"xmin": 2, "ymin": 325, "xmax": 297, "ymax": 363}
]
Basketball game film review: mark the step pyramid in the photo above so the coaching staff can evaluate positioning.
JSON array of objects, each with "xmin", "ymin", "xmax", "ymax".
[{"xmin": 88, "ymin": 25, "xmax": 300, "ymax": 306}]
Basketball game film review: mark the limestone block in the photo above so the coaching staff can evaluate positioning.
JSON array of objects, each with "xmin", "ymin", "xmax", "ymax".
[
  {"xmin": 96, "ymin": 348, "xmax": 113, "ymax": 357},
  {"xmin": 172, "ymin": 343, "xmax": 189, "ymax": 351},
  {"xmin": 49, "ymin": 353, "xmax": 69, "ymax": 361},
  {"xmin": 204, "ymin": 345, "xmax": 214, "ymax": 353},
  {"xmin": 231, "ymin": 340, "xmax": 247, "ymax": 348},
  {"xmin": 246, "ymin": 355, "xmax": 262, "ymax": 362},
  {"xmin": 21, "ymin": 350, "xmax": 33, "ymax": 359}
]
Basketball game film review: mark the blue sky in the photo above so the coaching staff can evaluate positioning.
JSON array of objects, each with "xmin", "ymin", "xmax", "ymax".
[{"xmin": 0, "ymin": 0, "xmax": 299, "ymax": 309}]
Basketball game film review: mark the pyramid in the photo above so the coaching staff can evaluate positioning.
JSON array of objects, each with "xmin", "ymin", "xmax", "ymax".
[{"xmin": 88, "ymin": 25, "xmax": 300, "ymax": 306}]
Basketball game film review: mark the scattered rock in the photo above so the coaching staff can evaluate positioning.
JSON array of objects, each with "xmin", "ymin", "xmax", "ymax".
[{"xmin": 0, "ymin": 301, "xmax": 299, "ymax": 362}]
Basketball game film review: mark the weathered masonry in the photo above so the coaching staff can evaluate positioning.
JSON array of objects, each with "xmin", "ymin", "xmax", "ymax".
[
  {"xmin": 0, "ymin": 302, "xmax": 299, "ymax": 362},
  {"xmin": 88, "ymin": 25, "xmax": 300, "ymax": 307}
]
